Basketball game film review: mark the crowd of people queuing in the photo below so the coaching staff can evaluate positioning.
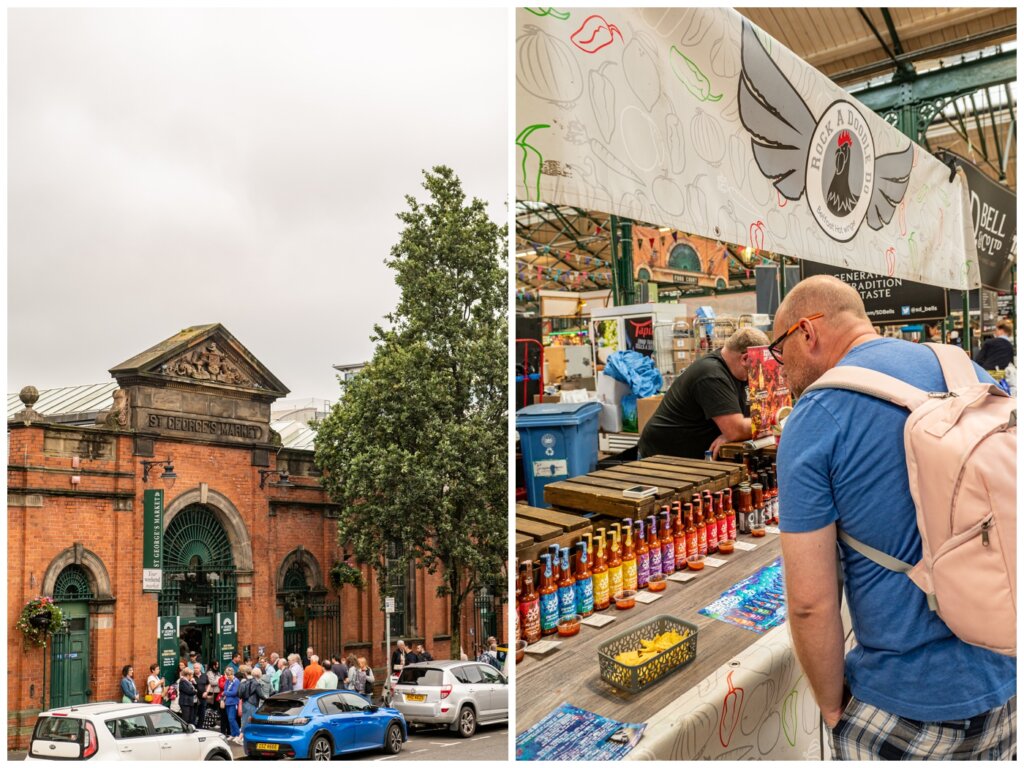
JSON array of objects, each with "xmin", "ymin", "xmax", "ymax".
[{"xmin": 119, "ymin": 642, "xmax": 432, "ymax": 744}]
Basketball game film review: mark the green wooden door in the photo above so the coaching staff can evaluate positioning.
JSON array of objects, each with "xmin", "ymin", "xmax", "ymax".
[{"xmin": 51, "ymin": 566, "xmax": 92, "ymax": 707}]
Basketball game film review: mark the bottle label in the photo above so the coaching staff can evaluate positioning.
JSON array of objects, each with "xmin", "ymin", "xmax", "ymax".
[
  {"xmin": 698, "ymin": 529, "xmax": 708, "ymax": 556},
  {"xmin": 539, "ymin": 592, "xmax": 559, "ymax": 632},
  {"xmin": 686, "ymin": 532, "xmax": 698, "ymax": 559},
  {"xmin": 637, "ymin": 552, "xmax": 650, "ymax": 587},
  {"xmin": 662, "ymin": 542, "xmax": 675, "ymax": 574},
  {"xmin": 608, "ymin": 566, "xmax": 623, "ymax": 597},
  {"xmin": 674, "ymin": 537, "xmax": 687, "ymax": 565},
  {"xmin": 728, "ymin": 514, "xmax": 737, "ymax": 541},
  {"xmin": 623, "ymin": 560, "xmax": 638, "ymax": 591},
  {"xmin": 558, "ymin": 585, "xmax": 576, "ymax": 620},
  {"xmin": 593, "ymin": 571, "xmax": 610, "ymax": 606},
  {"xmin": 707, "ymin": 520, "xmax": 718, "ymax": 551},
  {"xmin": 649, "ymin": 546, "xmax": 662, "ymax": 578},
  {"xmin": 520, "ymin": 599, "xmax": 541, "ymax": 643},
  {"xmin": 718, "ymin": 518, "xmax": 728, "ymax": 543},
  {"xmin": 576, "ymin": 578, "xmax": 594, "ymax": 615}
]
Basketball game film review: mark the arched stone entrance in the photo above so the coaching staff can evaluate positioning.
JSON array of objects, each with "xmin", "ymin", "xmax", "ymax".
[{"xmin": 276, "ymin": 548, "xmax": 338, "ymax": 659}]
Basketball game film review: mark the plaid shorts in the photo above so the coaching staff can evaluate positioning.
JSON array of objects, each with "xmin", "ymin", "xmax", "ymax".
[{"xmin": 829, "ymin": 694, "xmax": 1016, "ymax": 760}]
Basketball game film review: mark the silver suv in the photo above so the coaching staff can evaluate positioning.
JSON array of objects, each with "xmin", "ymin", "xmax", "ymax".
[
  {"xmin": 25, "ymin": 701, "xmax": 233, "ymax": 761},
  {"xmin": 391, "ymin": 660, "xmax": 508, "ymax": 737}
]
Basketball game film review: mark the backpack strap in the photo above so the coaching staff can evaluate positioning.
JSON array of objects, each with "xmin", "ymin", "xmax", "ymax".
[
  {"xmin": 836, "ymin": 528, "xmax": 939, "ymax": 612},
  {"xmin": 803, "ymin": 365, "xmax": 931, "ymax": 411},
  {"xmin": 923, "ymin": 342, "xmax": 979, "ymax": 389}
]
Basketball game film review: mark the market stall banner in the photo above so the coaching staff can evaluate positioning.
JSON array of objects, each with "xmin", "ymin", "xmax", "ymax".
[
  {"xmin": 632, "ymin": 224, "xmax": 730, "ymax": 289},
  {"xmin": 516, "ymin": 7, "xmax": 980, "ymax": 290},
  {"xmin": 801, "ymin": 260, "xmax": 949, "ymax": 324},
  {"xmin": 939, "ymin": 150, "xmax": 1015, "ymax": 291}
]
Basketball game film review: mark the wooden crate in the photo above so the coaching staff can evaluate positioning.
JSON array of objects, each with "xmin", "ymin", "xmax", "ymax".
[{"xmin": 515, "ymin": 506, "xmax": 594, "ymax": 564}]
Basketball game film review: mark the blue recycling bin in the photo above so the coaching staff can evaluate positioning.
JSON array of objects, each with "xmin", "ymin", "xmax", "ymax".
[{"xmin": 516, "ymin": 401, "xmax": 603, "ymax": 508}]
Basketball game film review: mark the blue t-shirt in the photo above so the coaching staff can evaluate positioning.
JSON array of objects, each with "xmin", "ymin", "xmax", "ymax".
[{"xmin": 778, "ymin": 337, "xmax": 1015, "ymax": 721}]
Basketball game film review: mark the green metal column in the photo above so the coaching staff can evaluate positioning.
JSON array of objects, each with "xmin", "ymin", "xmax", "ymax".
[{"xmin": 609, "ymin": 215, "xmax": 636, "ymax": 306}]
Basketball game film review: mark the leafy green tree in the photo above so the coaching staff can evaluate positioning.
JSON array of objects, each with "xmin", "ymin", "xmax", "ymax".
[{"xmin": 314, "ymin": 166, "xmax": 507, "ymax": 658}]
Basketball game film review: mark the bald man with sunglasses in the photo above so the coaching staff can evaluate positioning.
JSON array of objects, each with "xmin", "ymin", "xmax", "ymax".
[
  {"xmin": 638, "ymin": 327, "xmax": 769, "ymax": 460},
  {"xmin": 774, "ymin": 275, "xmax": 1014, "ymax": 760}
]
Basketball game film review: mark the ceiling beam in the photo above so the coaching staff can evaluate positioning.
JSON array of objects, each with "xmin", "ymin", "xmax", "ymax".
[{"xmin": 849, "ymin": 49, "xmax": 1016, "ymax": 112}]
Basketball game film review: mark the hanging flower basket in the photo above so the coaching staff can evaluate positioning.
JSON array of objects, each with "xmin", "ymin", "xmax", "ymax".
[
  {"xmin": 329, "ymin": 562, "xmax": 365, "ymax": 590},
  {"xmin": 16, "ymin": 597, "xmax": 64, "ymax": 647}
]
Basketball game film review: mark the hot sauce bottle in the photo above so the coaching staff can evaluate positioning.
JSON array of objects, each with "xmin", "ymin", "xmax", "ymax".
[
  {"xmin": 673, "ymin": 501, "xmax": 687, "ymax": 568},
  {"xmin": 693, "ymin": 494, "xmax": 708, "ymax": 556},
  {"xmin": 557, "ymin": 547, "xmax": 576, "ymax": 621},
  {"xmin": 660, "ymin": 509, "xmax": 676, "ymax": 575},
  {"xmin": 621, "ymin": 519, "xmax": 638, "ymax": 591},
  {"xmin": 548, "ymin": 543, "xmax": 562, "ymax": 586},
  {"xmin": 609, "ymin": 522, "xmax": 622, "ymax": 558},
  {"xmin": 685, "ymin": 503, "xmax": 698, "ymax": 560},
  {"xmin": 715, "ymin": 491, "xmax": 728, "ymax": 543},
  {"xmin": 725, "ymin": 487, "xmax": 737, "ymax": 541},
  {"xmin": 751, "ymin": 483, "xmax": 766, "ymax": 537},
  {"xmin": 515, "ymin": 559, "xmax": 521, "ymax": 646},
  {"xmin": 538, "ymin": 553, "xmax": 559, "ymax": 636},
  {"xmin": 769, "ymin": 464, "xmax": 779, "ymax": 524},
  {"xmin": 607, "ymin": 528, "xmax": 624, "ymax": 598},
  {"xmin": 519, "ymin": 561, "xmax": 541, "ymax": 644},
  {"xmin": 574, "ymin": 541, "xmax": 594, "ymax": 617},
  {"xmin": 646, "ymin": 514, "xmax": 662, "ymax": 579},
  {"xmin": 737, "ymin": 482, "xmax": 753, "ymax": 534},
  {"xmin": 635, "ymin": 517, "xmax": 650, "ymax": 588},
  {"xmin": 592, "ymin": 533, "xmax": 610, "ymax": 611},
  {"xmin": 705, "ymin": 494, "xmax": 719, "ymax": 553}
]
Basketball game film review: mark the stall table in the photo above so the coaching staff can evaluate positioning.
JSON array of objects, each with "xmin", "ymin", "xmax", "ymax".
[{"xmin": 516, "ymin": 533, "xmax": 835, "ymax": 760}]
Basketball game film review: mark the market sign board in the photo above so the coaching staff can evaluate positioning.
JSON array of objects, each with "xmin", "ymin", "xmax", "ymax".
[
  {"xmin": 216, "ymin": 612, "xmax": 237, "ymax": 668},
  {"xmin": 158, "ymin": 616, "xmax": 180, "ymax": 681},
  {"xmin": 516, "ymin": 8, "xmax": 979, "ymax": 290},
  {"xmin": 142, "ymin": 489, "xmax": 163, "ymax": 592},
  {"xmin": 624, "ymin": 316, "xmax": 655, "ymax": 356},
  {"xmin": 800, "ymin": 260, "xmax": 948, "ymax": 323},
  {"xmin": 939, "ymin": 150, "xmax": 1015, "ymax": 291}
]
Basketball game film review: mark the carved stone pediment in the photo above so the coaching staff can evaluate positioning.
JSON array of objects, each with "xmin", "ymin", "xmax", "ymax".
[{"xmin": 162, "ymin": 342, "xmax": 257, "ymax": 387}]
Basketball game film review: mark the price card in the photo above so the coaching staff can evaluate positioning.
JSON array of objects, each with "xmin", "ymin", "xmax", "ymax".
[
  {"xmin": 667, "ymin": 571, "xmax": 696, "ymax": 583},
  {"xmin": 765, "ymin": 526, "xmax": 781, "ymax": 535},
  {"xmin": 733, "ymin": 541, "xmax": 758, "ymax": 551},
  {"xmin": 633, "ymin": 590, "xmax": 662, "ymax": 604},
  {"xmin": 703, "ymin": 557, "xmax": 728, "ymax": 568},
  {"xmin": 524, "ymin": 640, "xmax": 562, "ymax": 655},
  {"xmin": 581, "ymin": 613, "xmax": 616, "ymax": 628}
]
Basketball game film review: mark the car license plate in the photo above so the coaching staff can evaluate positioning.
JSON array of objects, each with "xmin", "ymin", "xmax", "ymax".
[
  {"xmin": 404, "ymin": 693, "xmax": 426, "ymax": 702},
  {"xmin": 256, "ymin": 743, "xmax": 279, "ymax": 752}
]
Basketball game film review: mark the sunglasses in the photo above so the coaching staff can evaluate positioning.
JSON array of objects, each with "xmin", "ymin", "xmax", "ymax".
[{"xmin": 768, "ymin": 313, "xmax": 824, "ymax": 364}]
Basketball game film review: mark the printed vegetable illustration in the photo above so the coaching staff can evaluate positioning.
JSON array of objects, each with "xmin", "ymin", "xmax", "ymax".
[
  {"xmin": 749, "ymin": 220, "xmax": 766, "ymax": 251},
  {"xmin": 565, "ymin": 120, "xmax": 643, "ymax": 185},
  {"xmin": 782, "ymin": 682, "xmax": 800, "ymax": 746},
  {"xmin": 710, "ymin": 29, "xmax": 741, "ymax": 79},
  {"xmin": 665, "ymin": 112, "xmax": 686, "ymax": 174},
  {"xmin": 622, "ymin": 30, "xmax": 661, "ymax": 111},
  {"xmin": 719, "ymin": 669, "xmax": 745, "ymax": 748},
  {"xmin": 518, "ymin": 25, "xmax": 584, "ymax": 105},
  {"xmin": 589, "ymin": 62, "xmax": 617, "ymax": 143},
  {"xmin": 885, "ymin": 247, "xmax": 896, "ymax": 276},
  {"xmin": 690, "ymin": 108, "xmax": 726, "ymax": 166},
  {"xmin": 897, "ymin": 200, "xmax": 907, "ymax": 236},
  {"xmin": 728, "ymin": 133, "xmax": 746, "ymax": 188},
  {"xmin": 516, "ymin": 124, "xmax": 549, "ymax": 202},
  {"xmin": 677, "ymin": 7, "xmax": 715, "ymax": 47},
  {"xmin": 525, "ymin": 7, "xmax": 571, "ymax": 20},
  {"xmin": 777, "ymin": 190, "xmax": 788, "ymax": 209},
  {"xmin": 571, "ymin": 14, "xmax": 622, "ymax": 54},
  {"xmin": 653, "ymin": 176, "xmax": 685, "ymax": 216},
  {"xmin": 685, "ymin": 175, "xmax": 709, "ymax": 234},
  {"xmin": 670, "ymin": 45, "xmax": 722, "ymax": 103}
]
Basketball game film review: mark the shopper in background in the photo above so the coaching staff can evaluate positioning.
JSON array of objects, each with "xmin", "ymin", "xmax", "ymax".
[
  {"xmin": 331, "ymin": 653, "xmax": 348, "ymax": 684},
  {"xmin": 415, "ymin": 643, "xmax": 433, "ymax": 661},
  {"xmin": 303, "ymin": 654, "xmax": 325, "ymax": 689},
  {"xmin": 120, "ymin": 665, "xmax": 138, "ymax": 703},
  {"xmin": 146, "ymin": 663, "xmax": 165, "ymax": 706},
  {"xmin": 975, "ymin": 318, "xmax": 1015, "ymax": 371},
  {"xmin": 288, "ymin": 654, "xmax": 304, "ymax": 692},
  {"xmin": 390, "ymin": 640, "xmax": 408, "ymax": 679},
  {"xmin": 177, "ymin": 668, "xmax": 197, "ymax": 727},
  {"xmin": 193, "ymin": 662, "xmax": 209, "ymax": 727},
  {"xmin": 222, "ymin": 667, "xmax": 241, "ymax": 742},
  {"xmin": 344, "ymin": 654, "xmax": 361, "ymax": 692},
  {"xmin": 774, "ymin": 275, "xmax": 1015, "ymax": 760},
  {"xmin": 315, "ymin": 662, "xmax": 339, "ymax": 690},
  {"xmin": 639, "ymin": 327, "xmax": 770, "ymax": 459}
]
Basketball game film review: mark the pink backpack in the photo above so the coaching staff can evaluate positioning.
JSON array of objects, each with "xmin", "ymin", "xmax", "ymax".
[{"xmin": 805, "ymin": 342, "xmax": 1016, "ymax": 656}]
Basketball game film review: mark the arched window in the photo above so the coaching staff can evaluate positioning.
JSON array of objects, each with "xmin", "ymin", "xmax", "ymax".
[
  {"xmin": 54, "ymin": 565, "xmax": 94, "ymax": 602},
  {"xmin": 669, "ymin": 243, "xmax": 702, "ymax": 272}
]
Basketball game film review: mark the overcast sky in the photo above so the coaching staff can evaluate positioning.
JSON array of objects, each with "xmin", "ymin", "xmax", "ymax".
[{"xmin": 8, "ymin": 8, "xmax": 507, "ymax": 404}]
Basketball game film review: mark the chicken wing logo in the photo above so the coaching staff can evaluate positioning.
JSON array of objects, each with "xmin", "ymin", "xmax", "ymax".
[{"xmin": 738, "ymin": 21, "xmax": 913, "ymax": 243}]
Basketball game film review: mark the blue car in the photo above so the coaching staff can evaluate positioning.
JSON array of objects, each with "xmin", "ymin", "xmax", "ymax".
[{"xmin": 242, "ymin": 689, "xmax": 407, "ymax": 760}]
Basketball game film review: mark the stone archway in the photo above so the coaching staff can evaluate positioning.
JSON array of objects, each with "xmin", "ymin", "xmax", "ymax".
[
  {"xmin": 164, "ymin": 486, "xmax": 253, "ymax": 574},
  {"xmin": 42, "ymin": 544, "xmax": 115, "ymax": 605},
  {"xmin": 276, "ymin": 547, "xmax": 325, "ymax": 592}
]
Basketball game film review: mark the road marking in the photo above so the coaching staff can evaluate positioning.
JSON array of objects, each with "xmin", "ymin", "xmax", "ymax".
[
  {"xmin": 473, "ymin": 735, "xmax": 491, "ymax": 740},
  {"xmin": 410, "ymin": 748, "xmax": 428, "ymax": 753},
  {"xmin": 428, "ymin": 741, "xmax": 458, "ymax": 747},
  {"xmin": 374, "ymin": 756, "xmax": 399, "ymax": 761}
]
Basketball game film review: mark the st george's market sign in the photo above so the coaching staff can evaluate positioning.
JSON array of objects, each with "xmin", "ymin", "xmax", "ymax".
[{"xmin": 517, "ymin": 8, "xmax": 980, "ymax": 290}]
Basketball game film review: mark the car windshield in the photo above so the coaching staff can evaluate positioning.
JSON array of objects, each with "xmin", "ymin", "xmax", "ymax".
[
  {"xmin": 397, "ymin": 668, "xmax": 444, "ymax": 686},
  {"xmin": 34, "ymin": 717, "xmax": 83, "ymax": 742},
  {"xmin": 257, "ymin": 698, "xmax": 308, "ymax": 717}
]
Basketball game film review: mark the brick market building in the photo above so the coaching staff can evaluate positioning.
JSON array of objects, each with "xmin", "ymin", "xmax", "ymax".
[{"xmin": 7, "ymin": 324, "xmax": 506, "ymax": 750}]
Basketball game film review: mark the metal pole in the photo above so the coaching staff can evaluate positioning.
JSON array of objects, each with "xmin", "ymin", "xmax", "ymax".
[
  {"xmin": 385, "ymin": 612, "xmax": 390, "ymax": 703},
  {"xmin": 609, "ymin": 215, "xmax": 622, "ymax": 307},
  {"xmin": 963, "ymin": 292, "xmax": 972, "ymax": 352}
]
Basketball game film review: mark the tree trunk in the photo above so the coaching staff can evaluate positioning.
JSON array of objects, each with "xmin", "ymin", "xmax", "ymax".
[{"xmin": 448, "ymin": 564, "xmax": 462, "ymax": 660}]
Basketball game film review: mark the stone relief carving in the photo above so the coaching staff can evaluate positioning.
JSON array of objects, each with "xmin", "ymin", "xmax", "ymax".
[
  {"xmin": 162, "ymin": 342, "xmax": 259, "ymax": 387},
  {"xmin": 97, "ymin": 388, "xmax": 130, "ymax": 429}
]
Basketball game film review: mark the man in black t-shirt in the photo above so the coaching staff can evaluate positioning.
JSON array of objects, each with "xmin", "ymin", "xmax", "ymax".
[
  {"xmin": 974, "ymin": 318, "xmax": 1014, "ymax": 371},
  {"xmin": 638, "ymin": 328, "xmax": 770, "ymax": 459}
]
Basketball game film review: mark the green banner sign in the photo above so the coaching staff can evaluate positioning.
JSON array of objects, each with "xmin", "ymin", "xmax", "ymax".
[
  {"xmin": 158, "ymin": 615, "xmax": 180, "ymax": 683},
  {"xmin": 216, "ymin": 612, "xmax": 237, "ymax": 668},
  {"xmin": 142, "ymin": 489, "xmax": 164, "ymax": 592}
]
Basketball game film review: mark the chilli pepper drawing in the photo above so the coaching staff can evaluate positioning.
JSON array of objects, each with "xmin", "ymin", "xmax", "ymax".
[
  {"xmin": 777, "ymin": 190, "xmax": 788, "ymax": 209},
  {"xmin": 719, "ymin": 669, "xmax": 745, "ymax": 748},
  {"xmin": 516, "ymin": 124, "xmax": 549, "ymax": 202},
  {"xmin": 589, "ymin": 62, "xmax": 617, "ymax": 143},
  {"xmin": 749, "ymin": 220, "xmax": 766, "ymax": 251},
  {"xmin": 898, "ymin": 200, "xmax": 907, "ymax": 236},
  {"xmin": 571, "ymin": 14, "xmax": 622, "ymax": 54},
  {"xmin": 669, "ymin": 45, "xmax": 722, "ymax": 102},
  {"xmin": 885, "ymin": 247, "xmax": 896, "ymax": 276},
  {"xmin": 525, "ymin": 7, "xmax": 571, "ymax": 20},
  {"xmin": 782, "ymin": 677, "xmax": 801, "ymax": 747}
]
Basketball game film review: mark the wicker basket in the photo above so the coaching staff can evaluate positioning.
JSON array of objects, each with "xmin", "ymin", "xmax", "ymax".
[{"xmin": 597, "ymin": 614, "xmax": 699, "ymax": 693}]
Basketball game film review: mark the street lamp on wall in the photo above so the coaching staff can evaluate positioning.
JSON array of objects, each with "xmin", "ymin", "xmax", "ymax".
[
  {"xmin": 141, "ymin": 458, "xmax": 176, "ymax": 483},
  {"xmin": 259, "ymin": 469, "xmax": 294, "ymax": 490}
]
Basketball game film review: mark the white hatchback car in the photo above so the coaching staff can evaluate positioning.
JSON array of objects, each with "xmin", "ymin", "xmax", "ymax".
[{"xmin": 25, "ymin": 701, "xmax": 233, "ymax": 761}]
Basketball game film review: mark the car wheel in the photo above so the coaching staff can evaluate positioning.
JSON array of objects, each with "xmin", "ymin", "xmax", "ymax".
[
  {"xmin": 204, "ymin": 750, "xmax": 229, "ymax": 760},
  {"xmin": 383, "ymin": 722, "xmax": 403, "ymax": 754},
  {"xmin": 309, "ymin": 734, "xmax": 333, "ymax": 761},
  {"xmin": 457, "ymin": 706, "xmax": 476, "ymax": 738}
]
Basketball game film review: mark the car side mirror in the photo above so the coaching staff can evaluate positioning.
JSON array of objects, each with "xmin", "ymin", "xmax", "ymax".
[
  {"xmin": 368, "ymin": 705, "xmax": 378, "ymax": 713},
  {"xmin": 186, "ymin": 724, "xmax": 196, "ymax": 733}
]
